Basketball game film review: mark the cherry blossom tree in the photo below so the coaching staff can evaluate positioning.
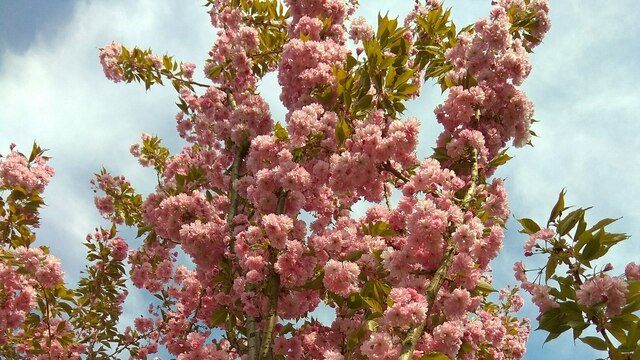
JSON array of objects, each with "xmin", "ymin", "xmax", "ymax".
[{"xmin": 1, "ymin": 0, "xmax": 638, "ymax": 359}]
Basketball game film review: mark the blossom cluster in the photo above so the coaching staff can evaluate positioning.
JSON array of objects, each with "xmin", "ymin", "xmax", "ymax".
[
  {"xmin": 0, "ymin": 145, "xmax": 72, "ymax": 356},
  {"xmin": 576, "ymin": 275, "xmax": 628, "ymax": 317},
  {"xmin": 98, "ymin": 42, "xmax": 124, "ymax": 83},
  {"xmin": 0, "ymin": 148, "xmax": 54, "ymax": 194},
  {"xmin": 436, "ymin": 0, "xmax": 551, "ymax": 160},
  {"xmin": 348, "ymin": 16, "xmax": 374, "ymax": 42},
  {"xmin": 0, "ymin": 260, "xmax": 36, "ymax": 346}
]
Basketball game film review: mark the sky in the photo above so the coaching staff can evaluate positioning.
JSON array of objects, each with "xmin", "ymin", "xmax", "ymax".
[{"xmin": 1, "ymin": 0, "xmax": 639, "ymax": 359}]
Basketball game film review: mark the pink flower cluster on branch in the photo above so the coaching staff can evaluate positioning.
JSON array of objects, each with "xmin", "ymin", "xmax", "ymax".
[
  {"xmin": 0, "ymin": 143, "xmax": 137, "ymax": 359},
  {"xmin": 0, "ymin": 152, "xmax": 54, "ymax": 195},
  {"xmin": 435, "ymin": 0, "xmax": 551, "ymax": 163}
]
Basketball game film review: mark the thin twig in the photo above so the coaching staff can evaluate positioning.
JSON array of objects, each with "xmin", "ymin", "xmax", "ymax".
[
  {"xmin": 381, "ymin": 161, "xmax": 409, "ymax": 183},
  {"xmin": 398, "ymin": 237, "xmax": 456, "ymax": 359},
  {"xmin": 384, "ymin": 184, "xmax": 392, "ymax": 210},
  {"xmin": 41, "ymin": 285, "xmax": 54, "ymax": 360}
]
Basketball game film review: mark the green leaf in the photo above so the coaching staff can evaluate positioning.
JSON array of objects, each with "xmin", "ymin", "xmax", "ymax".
[
  {"xmin": 346, "ymin": 322, "xmax": 366, "ymax": 350},
  {"xmin": 558, "ymin": 208, "xmax": 586, "ymax": 236},
  {"xmin": 394, "ymin": 83, "xmax": 419, "ymax": 97},
  {"xmin": 544, "ymin": 331, "xmax": 563, "ymax": 343},
  {"xmin": 393, "ymin": 101, "xmax": 406, "ymax": 113},
  {"xmin": 366, "ymin": 320, "xmax": 378, "ymax": 332},
  {"xmin": 587, "ymin": 217, "xmax": 621, "ymax": 233},
  {"xmin": 344, "ymin": 251, "xmax": 364, "ymax": 261},
  {"xmin": 579, "ymin": 336, "xmax": 608, "ymax": 351},
  {"xmin": 384, "ymin": 65, "xmax": 396, "ymax": 88},
  {"xmin": 274, "ymin": 122, "xmax": 289, "ymax": 141},
  {"xmin": 537, "ymin": 307, "xmax": 570, "ymax": 335},
  {"xmin": 548, "ymin": 189, "xmax": 566, "ymax": 224},
  {"xmin": 362, "ymin": 297, "xmax": 383, "ymax": 314},
  {"xmin": 601, "ymin": 232, "xmax": 629, "ymax": 246},
  {"xmin": 162, "ymin": 56, "xmax": 173, "ymax": 71},
  {"xmin": 573, "ymin": 217, "xmax": 587, "ymax": 242},
  {"xmin": 421, "ymin": 353, "xmax": 450, "ymax": 360},
  {"xmin": 354, "ymin": 95, "xmax": 374, "ymax": 111},
  {"xmin": 474, "ymin": 281, "xmax": 497, "ymax": 295},
  {"xmin": 518, "ymin": 218, "xmax": 541, "ymax": 235},
  {"xmin": 58, "ymin": 301, "xmax": 73, "ymax": 315},
  {"xmin": 488, "ymin": 149, "xmax": 513, "ymax": 167},
  {"xmin": 335, "ymin": 118, "xmax": 351, "ymax": 147},
  {"xmin": 210, "ymin": 308, "xmax": 229, "ymax": 325},
  {"xmin": 574, "ymin": 230, "xmax": 592, "ymax": 254},
  {"xmin": 608, "ymin": 323, "xmax": 630, "ymax": 346},
  {"xmin": 568, "ymin": 320, "xmax": 589, "ymax": 339},
  {"xmin": 279, "ymin": 323, "xmax": 296, "ymax": 335},
  {"xmin": 546, "ymin": 256, "xmax": 558, "ymax": 281},
  {"xmin": 347, "ymin": 293, "xmax": 364, "ymax": 310},
  {"xmin": 581, "ymin": 231, "xmax": 602, "ymax": 261},
  {"xmin": 208, "ymin": 65, "xmax": 223, "ymax": 78},
  {"xmin": 346, "ymin": 55, "xmax": 358, "ymax": 70},
  {"xmin": 393, "ymin": 68, "xmax": 415, "ymax": 89},
  {"xmin": 621, "ymin": 295, "xmax": 640, "ymax": 315}
]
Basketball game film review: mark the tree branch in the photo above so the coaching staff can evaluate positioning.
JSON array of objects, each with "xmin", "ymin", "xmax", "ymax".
[
  {"xmin": 384, "ymin": 184, "xmax": 392, "ymax": 210},
  {"xmin": 399, "ymin": 238, "xmax": 456, "ymax": 359},
  {"xmin": 258, "ymin": 191, "xmax": 288, "ymax": 359},
  {"xmin": 398, "ymin": 148, "xmax": 479, "ymax": 359},
  {"xmin": 41, "ymin": 285, "xmax": 54, "ymax": 360},
  {"xmin": 219, "ymin": 90, "xmax": 261, "ymax": 359},
  {"xmin": 381, "ymin": 161, "xmax": 409, "ymax": 183}
]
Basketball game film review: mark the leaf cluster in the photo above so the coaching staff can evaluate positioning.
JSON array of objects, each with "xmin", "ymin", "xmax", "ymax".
[{"xmin": 518, "ymin": 191, "xmax": 639, "ymax": 358}]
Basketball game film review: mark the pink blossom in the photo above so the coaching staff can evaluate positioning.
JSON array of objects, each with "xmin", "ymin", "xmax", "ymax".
[
  {"xmin": 14, "ymin": 247, "xmax": 64, "ymax": 288},
  {"xmin": 444, "ymin": 288, "xmax": 472, "ymax": 319},
  {"xmin": 99, "ymin": 42, "xmax": 124, "ymax": 82},
  {"xmin": 530, "ymin": 284, "xmax": 559, "ymax": 313},
  {"xmin": 452, "ymin": 217, "xmax": 483, "ymax": 252},
  {"xmin": 360, "ymin": 332, "xmax": 400, "ymax": 359},
  {"xmin": 323, "ymin": 350, "xmax": 344, "ymax": 360},
  {"xmin": 94, "ymin": 195, "xmax": 116, "ymax": 221},
  {"xmin": 431, "ymin": 321, "xmax": 464, "ymax": 358},
  {"xmin": 349, "ymin": 17, "xmax": 374, "ymax": 42},
  {"xmin": 109, "ymin": 237, "xmax": 128, "ymax": 261},
  {"xmin": 238, "ymin": 26, "xmax": 259, "ymax": 50},
  {"xmin": 279, "ymin": 290, "xmax": 321, "ymax": 320},
  {"xmin": 0, "ymin": 150, "xmax": 54, "ymax": 193},
  {"xmin": 485, "ymin": 178, "xmax": 510, "ymax": 222},
  {"xmin": 576, "ymin": 275, "xmax": 628, "ymax": 317},
  {"xmin": 275, "ymin": 241, "xmax": 316, "ymax": 287},
  {"xmin": 625, "ymin": 262, "xmax": 640, "ymax": 280},
  {"xmin": 180, "ymin": 62, "xmax": 196, "ymax": 79},
  {"xmin": 82, "ymin": 0, "xmax": 555, "ymax": 357},
  {"xmin": 294, "ymin": 16, "xmax": 324, "ymax": 41},
  {"xmin": 0, "ymin": 261, "xmax": 36, "ymax": 345},
  {"xmin": 499, "ymin": 287, "xmax": 524, "ymax": 312},
  {"xmin": 323, "ymin": 260, "xmax": 360, "ymax": 297},
  {"xmin": 513, "ymin": 261, "xmax": 527, "ymax": 283},
  {"xmin": 279, "ymin": 38, "xmax": 349, "ymax": 109},
  {"xmin": 523, "ymin": 228, "xmax": 554, "ymax": 256},
  {"xmin": 383, "ymin": 287, "xmax": 428, "ymax": 327}
]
